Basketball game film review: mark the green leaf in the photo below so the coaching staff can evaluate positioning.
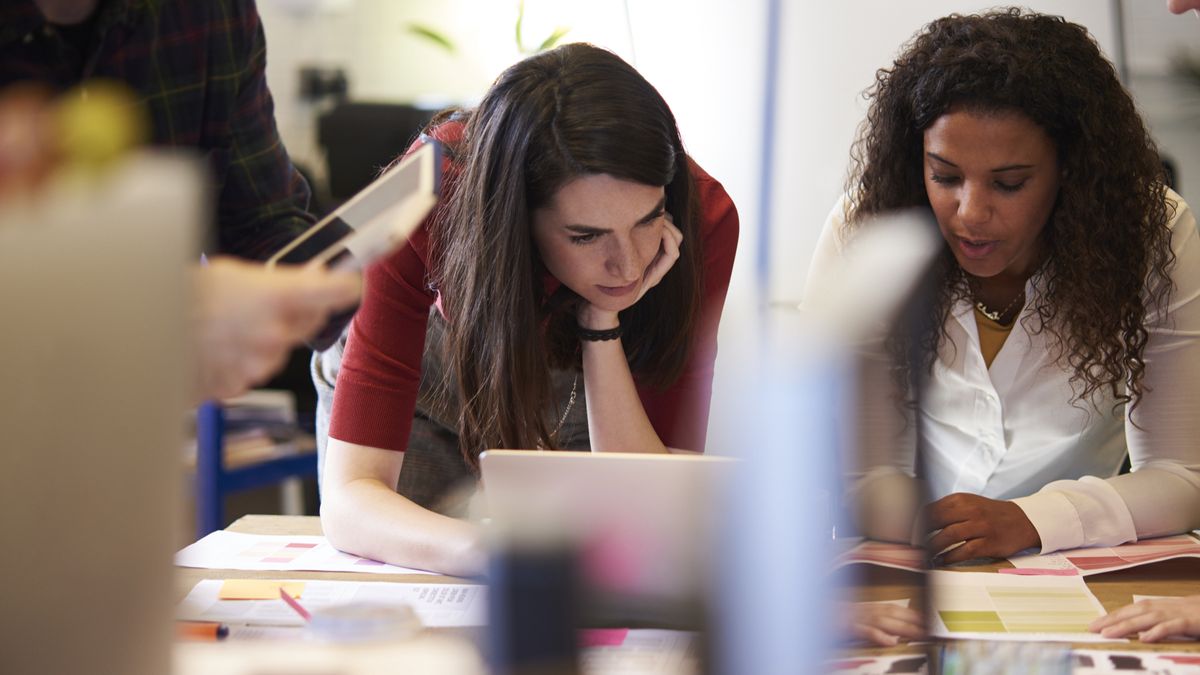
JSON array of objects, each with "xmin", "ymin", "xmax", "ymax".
[
  {"xmin": 406, "ymin": 23, "xmax": 456, "ymax": 54},
  {"xmin": 515, "ymin": 0, "xmax": 526, "ymax": 52},
  {"xmin": 535, "ymin": 26, "xmax": 571, "ymax": 53}
]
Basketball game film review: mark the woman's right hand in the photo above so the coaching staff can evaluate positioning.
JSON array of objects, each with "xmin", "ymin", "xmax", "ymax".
[{"xmin": 322, "ymin": 438, "xmax": 487, "ymax": 577}]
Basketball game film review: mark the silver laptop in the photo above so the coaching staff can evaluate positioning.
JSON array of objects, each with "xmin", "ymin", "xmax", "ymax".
[
  {"xmin": 479, "ymin": 449, "xmax": 733, "ymax": 624},
  {"xmin": 0, "ymin": 154, "xmax": 197, "ymax": 675}
]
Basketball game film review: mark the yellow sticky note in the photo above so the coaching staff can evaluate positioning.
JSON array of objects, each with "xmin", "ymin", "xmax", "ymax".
[{"xmin": 218, "ymin": 579, "xmax": 305, "ymax": 600}]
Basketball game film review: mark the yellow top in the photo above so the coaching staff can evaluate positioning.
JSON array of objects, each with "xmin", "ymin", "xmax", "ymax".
[{"xmin": 974, "ymin": 306, "xmax": 1016, "ymax": 368}]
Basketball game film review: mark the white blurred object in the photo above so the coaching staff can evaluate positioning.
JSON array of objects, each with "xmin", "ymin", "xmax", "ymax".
[
  {"xmin": 800, "ymin": 208, "xmax": 941, "ymax": 342},
  {"xmin": 263, "ymin": 0, "xmax": 354, "ymax": 15},
  {"xmin": 711, "ymin": 208, "xmax": 939, "ymax": 674}
]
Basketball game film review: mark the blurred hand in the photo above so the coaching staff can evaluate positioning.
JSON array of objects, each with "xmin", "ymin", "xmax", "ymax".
[
  {"xmin": 1167, "ymin": 0, "xmax": 1200, "ymax": 15},
  {"xmin": 840, "ymin": 602, "xmax": 926, "ymax": 646},
  {"xmin": 195, "ymin": 257, "xmax": 360, "ymax": 400},
  {"xmin": 925, "ymin": 493, "xmax": 1040, "ymax": 564},
  {"xmin": 1090, "ymin": 595, "xmax": 1200, "ymax": 642}
]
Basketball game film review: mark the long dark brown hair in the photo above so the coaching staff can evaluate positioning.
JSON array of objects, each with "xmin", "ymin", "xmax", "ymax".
[
  {"xmin": 847, "ymin": 8, "xmax": 1175, "ymax": 413},
  {"xmin": 426, "ymin": 43, "xmax": 703, "ymax": 465}
]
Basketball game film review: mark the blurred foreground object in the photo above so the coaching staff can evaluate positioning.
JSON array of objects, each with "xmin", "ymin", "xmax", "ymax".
[
  {"xmin": 712, "ymin": 209, "xmax": 940, "ymax": 670},
  {"xmin": 0, "ymin": 149, "xmax": 200, "ymax": 675},
  {"xmin": 54, "ymin": 79, "xmax": 148, "ymax": 170},
  {"xmin": 0, "ymin": 81, "xmax": 360, "ymax": 401},
  {"xmin": 0, "ymin": 80, "xmax": 144, "ymax": 197}
]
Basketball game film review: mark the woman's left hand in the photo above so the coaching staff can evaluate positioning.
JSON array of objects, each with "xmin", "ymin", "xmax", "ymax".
[
  {"xmin": 1089, "ymin": 595, "xmax": 1200, "ymax": 641},
  {"xmin": 632, "ymin": 215, "xmax": 684, "ymax": 304},
  {"xmin": 925, "ymin": 493, "xmax": 1040, "ymax": 564}
]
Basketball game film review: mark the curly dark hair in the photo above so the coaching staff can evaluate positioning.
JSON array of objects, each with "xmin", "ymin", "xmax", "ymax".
[{"xmin": 846, "ymin": 7, "xmax": 1176, "ymax": 413}]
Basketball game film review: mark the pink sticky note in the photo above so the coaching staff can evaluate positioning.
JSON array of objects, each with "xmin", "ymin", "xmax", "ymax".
[
  {"xmin": 579, "ymin": 628, "xmax": 630, "ymax": 648},
  {"xmin": 998, "ymin": 567, "xmax": 1079, "ymax": 576}
]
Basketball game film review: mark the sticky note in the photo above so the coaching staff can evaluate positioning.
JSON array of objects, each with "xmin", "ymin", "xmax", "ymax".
[
  {"xmin": 578, "ymin": 628, "xmax": 630, "ymax": 648},
  {"xmin": 997, "ymin": 568, "xmax": 1079, "ymax": 576},
  {"xmin": 218, "ymin": 579, "xmax": 305, "ymax": 600}
]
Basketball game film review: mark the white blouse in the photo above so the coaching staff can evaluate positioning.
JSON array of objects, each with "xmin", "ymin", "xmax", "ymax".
[{"xmin": 807, "ymin": 191, "xmax": 1200, "ymax": 553}]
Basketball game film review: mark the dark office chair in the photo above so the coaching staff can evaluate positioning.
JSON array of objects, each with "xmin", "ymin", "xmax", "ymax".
[{"xmin": 317, "ymin": 101, "xmax": 438, "ymax": 204}]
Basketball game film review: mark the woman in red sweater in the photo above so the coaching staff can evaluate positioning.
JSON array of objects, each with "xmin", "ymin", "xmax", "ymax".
[{"xmin": 317, "ymin": 43, "xmax": 739, "ymax": 576}]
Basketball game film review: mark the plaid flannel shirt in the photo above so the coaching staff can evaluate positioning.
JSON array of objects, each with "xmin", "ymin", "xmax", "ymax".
[{"xmin": 0, "ymin": 0, "xmax": 327, "ymax": 260}]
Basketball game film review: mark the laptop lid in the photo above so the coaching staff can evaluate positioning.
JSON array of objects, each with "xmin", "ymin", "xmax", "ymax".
[{"xmin": 478, "ymin": 449, "xmax": 733, "ymax": 625}]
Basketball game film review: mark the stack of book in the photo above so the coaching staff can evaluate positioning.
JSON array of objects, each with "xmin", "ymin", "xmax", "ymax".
[{"xmin": 184, "ymin": 390, "xmax": 315, "ymax": 470}]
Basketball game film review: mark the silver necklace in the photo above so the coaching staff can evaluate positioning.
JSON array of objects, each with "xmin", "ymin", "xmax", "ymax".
[
  {"xmin": 974, "ymin": 290, "xmax": 1025, "ymax": 323},
  {"xmin": 548, "ymin": 374, "xmax": 578, "ymax": 444}
]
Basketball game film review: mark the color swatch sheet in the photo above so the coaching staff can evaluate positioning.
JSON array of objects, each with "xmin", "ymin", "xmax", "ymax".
[
  {"xmin": 176, "ymin": 531, "xmax": 437, "ymax": 575},
  {"xmin": 1008, "ymin": 534, "xmax": 1200, "ymax": 576},
  {"xmin": 827, "ymin": 654, "xmax": 928, "ymax": 674},
  {"xmin": 1073, "ymin": 650, "xmax": 1200, "ymax": 673},
  {"xmin": 178, "ymin": 579, "xmax": 484, "ymax": 628},
  {"xmin": 930, "ymin": 571, "xmax": 1119, "ymax": 642},
  {"xmin": 834, "ymin": 540, "xmax": 925, "ymax": 572}
]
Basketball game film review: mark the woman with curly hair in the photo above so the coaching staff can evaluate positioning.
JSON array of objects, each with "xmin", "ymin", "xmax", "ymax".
[
  {"xmin": 315, "ymin": 44, "xmax": 738, "ymax": 576},
  {"xmin": 809, "ymin": 8, "xmax": 1200, "ymax": 577}
]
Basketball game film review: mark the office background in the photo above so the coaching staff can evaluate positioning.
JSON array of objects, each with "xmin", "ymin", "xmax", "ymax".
[{"xmin": 252, "ymin": 0, "xmax": 1200, "ymax": 446}]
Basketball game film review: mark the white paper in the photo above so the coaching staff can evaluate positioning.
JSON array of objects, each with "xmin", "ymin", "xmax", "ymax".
[
  {"xmin": 859, "ymin": 598, "xmax": 911, "ymax": 608},
  {"xmin": 178, "ymin": 579, "xmax": 485, "ymax": 628},
  {"xmin": 1008, "ymin": 534, "xmax": 1200, "ymax": 576},
  {"xmin": 176, "ymin": 531, "xmax": 437, "ymax": 576},
  {"xmin": 929, "ymin": 571, "xmax": 1123, "ymax": 642},
  {"xmin": 174, "ymin": 635, "xmax": 485, "ymax": 675},
  {"xmin": 580, "ymin": 630, "xmax": 699, "ymax": 675}
]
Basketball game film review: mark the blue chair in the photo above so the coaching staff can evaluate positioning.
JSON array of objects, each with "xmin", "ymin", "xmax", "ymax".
[{"xmin": 194, "ymin": 401, "xmax": 319, "ymax": 539}]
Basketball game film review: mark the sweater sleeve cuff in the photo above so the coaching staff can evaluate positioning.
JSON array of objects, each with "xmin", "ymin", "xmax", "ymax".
[{"xmin": 1010, "ymin": 491, "xmax": 1083, "ymax": 554}]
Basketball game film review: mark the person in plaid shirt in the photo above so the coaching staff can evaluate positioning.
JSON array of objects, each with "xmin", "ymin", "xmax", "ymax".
[{"xmin": 0, "ymin": 0, "xmax": 360, "ymax": 399}]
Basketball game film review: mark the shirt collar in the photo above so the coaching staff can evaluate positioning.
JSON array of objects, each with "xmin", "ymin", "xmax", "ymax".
[{"xmin": 0, "ymin": 0, "xmax": 153, "ymax": 48}]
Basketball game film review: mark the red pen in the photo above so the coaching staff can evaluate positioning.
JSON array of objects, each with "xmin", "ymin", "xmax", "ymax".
[{"xmin": 279, "ymin": 587, "xmax": 312, "ymax": 622}]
